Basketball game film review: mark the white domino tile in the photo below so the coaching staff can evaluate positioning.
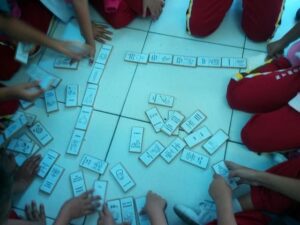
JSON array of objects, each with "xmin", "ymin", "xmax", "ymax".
[
  {"xmin": 197, "ymin": 57, "xmax": 222, "ymax": 67},
  {"xmin": 180, "ymin": 148, "xmax": 209, "ymax": 169},
  {"xmin": 129, "ymin": 127, "xmax": 144, "ymax": 153},
  {"xmin": 139, "ymin": 141, "xmax": 165, "ymax": 166},
  {"xmin": 172, "ymin": 55, "xmax": 197, "ymax": 67},
  {"xmin": 161, "ymin": 111, "xmax": 184, "ymax": 136},
  {"xmin": 79, "ymin": 154, "xmax": 108, "ymax": 175},
  {"xmin": 212, "ymin": 161, "xmax": 238, "ymax": 189},
  {"xmin": 93, "ymin": 180, "xmax": 107, "ymax": 210},
  {"xmin": 107, "ymin": 199, "xmax": 123, "ymax": 224},
  {"xmin": 110, "ymin": 163, "xmax": 135, "ymax": 192},
  {"xmin": 70, "ymin": 171, "xmax": 86, "ymax": 197},
  {"xmin": 66, "ymin": 129, "xmax": 85, "ymax": 155},
  {"xmin": 44, "ymin": 89, "xmax": 59, "ymax": 113},
  {"xmin": 135, "ymin": 197, "xmax": 151, "ymax": 225},
  {"xmin": 96, "ymin": 44, "xmax": 113, "ymax": 65},
  {"xmin": 125, "ymin": 52, "xmax": 149, "ymax": 64},
  {"xmin": 88, "ymin": 63, "xmax": 104, "ymax": 84},
  {"xmin": 65, "ymin": 84, "xmax": 78, "ymax": 107},
  {"xmin": 53, "ymin": 56, "xmax": 79, "ymax": 70},
  {"xmin": 203, "ymin": 130, "xmax": 229, "ymax": 155},
  {"xmin": 184, "ymin": 126, "xmax": 212, "ymax": 148},
  {"xmin": 160, "ymin": 137, "xmax": 186, "ymax": 163},
  {"xmin": 38, "ymin": 150, "xmax": 60, "ymax": 178},
  {"xmin": 181, "ymin": 110, "xmax": 206, "ymax": 134},
  {"xmin": 145, "ymin": 108, "xmax": 164, "ymax": 132},
  {"xmin": 75, "ymin": 106, "xmax": 93, "ymax": 130},
  {"xmin": 120, "ymin": 197, "xmax": 137, "ymax": 225},
  {"xmin": 148, "ymin": 53, "xmax": 173, "ymax": 64},
  {"xmin": 30, "ymin": 122, "xmax": 53, "ymax": 146},
  {"xmin": 148, "ymin": 93, "xmax": 174, "ymax": 107},
  {"xmin": 82, "ymin": 84, "xmax": 98, "ymax": 106}
]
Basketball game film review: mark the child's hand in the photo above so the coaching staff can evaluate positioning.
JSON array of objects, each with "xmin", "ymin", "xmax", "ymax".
[
  {"xmin": 142, "ymin": 0, "xmax": 164, "ymax": 20},
  {"xmin": 13, "ymin": 155, "xmax": 41, "ymax": 193},
  {"xmin": 143, "ymin": 191, "xmax": 167, "ymax": 217},
  {"xmin": 92, "ymin": 22, "xmax": 112, "ymax": 43},
  {"xmin": 266, "ymin": 39, "xmax": 285, "ymax": 59},
  {"xmin": 25, "ymin": 201, "xmax": 46, "ymax": 225},
  {"xmin": 98, "ymin": 205, "xmax": 116, "ymax": 225},
  {"xmin": 209, "ymin": 174, "xmax": 232, "ymax": 203},
  {"xmin": 10, "ymin": 82, "xmax": 43, "ymax": 101},
  {"xmin": 61, "ymin": 190, "xmax": 100, "ymax": 220},
  {"xmin": 55, "ymin": 40, "xmax": 90, "ymax": 60},
  {"xmin": 226, "ymin": 161, "xmax": 260, "ymax": 186}
]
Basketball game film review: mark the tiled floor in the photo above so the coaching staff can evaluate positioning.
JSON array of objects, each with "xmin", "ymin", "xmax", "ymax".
[{"xmin": 6, "ymin": 0, "xmax": 298, "ymax": 224}]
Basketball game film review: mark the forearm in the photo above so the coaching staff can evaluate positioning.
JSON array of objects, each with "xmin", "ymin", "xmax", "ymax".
[
  {"xmin": 0, "ymin": 86, "xmax": 17, "ymax": 101},
  {"xmin": 72, "ymin": 0, "xmax": 94, "ymax": 46},
  {"xmin": 256, "ymin": 172, "xmax": 300, "ymax": 202},
  {"xmin": 280, "ymin": 22, "xmax": 300, "ymax": 47},
  {"xmin": 148, "ymin": 210, "xmax": 168, "ymax": 225},
  {"xmin": 0, "ymin": 15, "xmax": 59, "ymax": 50},
  {"xmin": 215, "ymin": 199, "xmax": 237, "ymax": 225},
  {"xmin": 54, "ymin": 208, "xmax": 71, "ymax": 225}
]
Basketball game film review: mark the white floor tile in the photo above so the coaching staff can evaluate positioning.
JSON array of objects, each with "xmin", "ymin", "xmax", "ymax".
[
  {"xmin": 13, "ymin": 100, "xmax": 119, "ymax": 222},
  {"xmin": 85, "ymin": 117, "xmax": 225, "ymax": 225},
  {"xmin": 150, "ymin": 0, "xmax": 245, "ymax": 47}
]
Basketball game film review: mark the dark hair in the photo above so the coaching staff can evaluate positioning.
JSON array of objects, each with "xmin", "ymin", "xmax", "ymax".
[{"xmin": 0, "ymin": 165, "xmax": 13, "ymax": 225}]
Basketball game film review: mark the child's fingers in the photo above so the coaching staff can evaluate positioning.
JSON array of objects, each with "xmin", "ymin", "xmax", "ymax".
[{"xmin": 39, "ymin": 204, "xmax": 46, "ymax": 218}]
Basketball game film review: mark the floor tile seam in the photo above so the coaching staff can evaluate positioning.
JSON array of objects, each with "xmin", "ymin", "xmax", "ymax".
[{"xmin": 147, "ymin": 31, "xmax": 246, "ymax": 50}]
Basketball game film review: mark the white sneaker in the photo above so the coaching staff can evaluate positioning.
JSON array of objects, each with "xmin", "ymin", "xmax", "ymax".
[{"xmin": 173, "ymin": 200, "xmax": 216, "ymax": 225}]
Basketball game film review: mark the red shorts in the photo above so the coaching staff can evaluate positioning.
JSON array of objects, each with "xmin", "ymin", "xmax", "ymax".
[
  {"xmin": 207, "ymin": 158, "xmax": 300, "ymax": 225},
  {"xmin": 0, "ymin": 1, "xmax": 52, "ymax": 80},
  {"xmin": 227, "ymin": 57, "xmax": 300, "ymax": 152},
  {"xmin": 91, "ymin": 0, "xmax": 143, "ymax": 29},
  {"xmin": 186, "ymin": 0, "xmax": 284, "ymax": 42}
]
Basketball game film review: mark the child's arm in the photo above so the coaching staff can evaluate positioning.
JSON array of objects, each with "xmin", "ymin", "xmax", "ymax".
[
  {"xmin": 144, "ymin": 191, "xmax": 168, "ymax": 225},
  {"xmin": 0, "ymin": 15, "xmax": 88, "ymax": 60},
  {"xmin": 267, "ymin": 22, "xmax": 300, "ymax": 58},
  {"xmin": 54, "ymin": 190, "xmax": 100, "ymax": 225},
  {"xmin": 209, "ymin": 175, "xmax": 237, "ymax": 225},
  {"xmin": 0, "ymin": 82, "xmax": 43, "ymax": 102},
  {"xmin": 227, "ymin": 161, "xmax": 300, "ymax": 202}
]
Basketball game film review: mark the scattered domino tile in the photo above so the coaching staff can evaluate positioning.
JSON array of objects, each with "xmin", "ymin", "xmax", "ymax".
[
  {"xmin": 94, "ymin": 180, "xmax": 107, "ymax": 210},
  {"xmin": 88, "ymin": 63, "xmax": 104, "ymax": 84},
  {"xmin": 4, "ymin": 116, "xmax": 27, "ymax": 139},
  {"xmin": 19, "ymin": 134, "xmax": 40, "ymax": 154},
  {"xmin": 70, "ymin": 171, "xmax": 86, "ymax": 197},
  {"xmin": 66, "ymin": 129, "xmax": 85, "ymax": 155},
  {"xmin": 110, "ymin": 163, "xmax": 135, "ymax": 192},
  {"xmin": 30, "ymin": 122, "xmax": 53, "ymax": 146},
  {"xmin": 197, "ymin": 57, "xmax": 222, "ymax": 67},
  {"xmin": 7, "ymin": 138, "xmax": 34, "ymax": 155},
  {"xmin": 212, "ymin": 161, "xmax": 238, "ymax": 189},
  {"xmin": 44, "ymin": 89, "xmax": 59, "ymax": 113},
  {"xmin": 54, "ymin": 56, "xmax": 79, "ymax": 70},
  {"xmin": 79, "ymin": 154, "xmax": 108, "ymax": 175},
  {"xmin": 82, "ymin": 84, "xmax": 98, "ymax": 106},
  {"xmin": 124, "ymin": 52, "xmax": 148, "ymax": 64},
  {"xmin": 148, "ymin": 93, "xmax": 174, "ymax": 107},
  {"xmin": 181, "ymin": 110, "xmax": 206, "ymax": 134},
  {"xmin": 40, "ymin": 164, "xmax": 64, "ymax": 194},
  {"xmin": 167, "ymin": 111, "xmax": 180, "ymax": 135},
  {"xmin": 65, "ymin": 84, "xmax": 78, "ymax": 107},
  {"xmin": 135, "ymin": 197, "xmax": 151, "ymax": 225},
  {"xmin": 180, "ymin": 148, "xmax": 209, "ymax": 169},
  {"xmin": 24, "ymin": 113, "xmax": 37, "ymax": 127},
  {"xmin": 20, "ymin": 100, "xmax": 34, "ymax": 109},
  {"xmin": 148, "ymin": 53, "xmax": 173, "ymax": 64},
  {"xmin": 15, "ymin": 42, "xmax": 31, "ymax": 64},
  {"xmin": 161, "ymin": 111, "xmax": 184, "ymax": 136},
  {"xmin": 172, "ymin": 55, "xmax": 197, "ymax": 67},
  {"xmin": 160, "ymin": 137, "xmax": 186, "ymax": 163},
  {"xmin": 96, "ymin": 44, "xmax": 113, "ymax": 65},
  {"xmin": 129, "ymin": 127, "xmax": 144, "ymax": 153},
  {"xmin": 38, "ymin": 150, "xmax": 60, "ymax": 178},
  {"xmin": 75, "ymin": 106, "xmax": 93, "ymax": 130},
  {"xmin": 107, "ymin": 199, "xmax": 122, "ymax": 224},
  {"xmin": 11, "ymin": 111, "xmax": 26, "ymax": 122},
  {"xmin": 50, "ymin": 75, "xmax": 62, "ymax": 88},
  {"xmin": 203, "ymin": 130, "xmax": 229, "ymax": 155},
  {"xmin": 184, "ymin": 126, "xmax": 211, "ymax": 148},
  {"xmin": 221, "ymin": 57, "xmax": 231, "ymax": 68},
  {"xmin": 139, "ymin": 141, "xmax": 165, "ymax": 167},
  {"xmin": 120, "ymin": 197, "xmax": 137, "ymax": 225},
  {"xmin": 145, "ymin": 108, "xmax": 164, "ymax": 132}
]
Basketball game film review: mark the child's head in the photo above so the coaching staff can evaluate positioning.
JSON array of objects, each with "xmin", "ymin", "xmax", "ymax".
[{"xmin": 0, "ymin": 164, "xmax": 13, "ymax": 225}]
